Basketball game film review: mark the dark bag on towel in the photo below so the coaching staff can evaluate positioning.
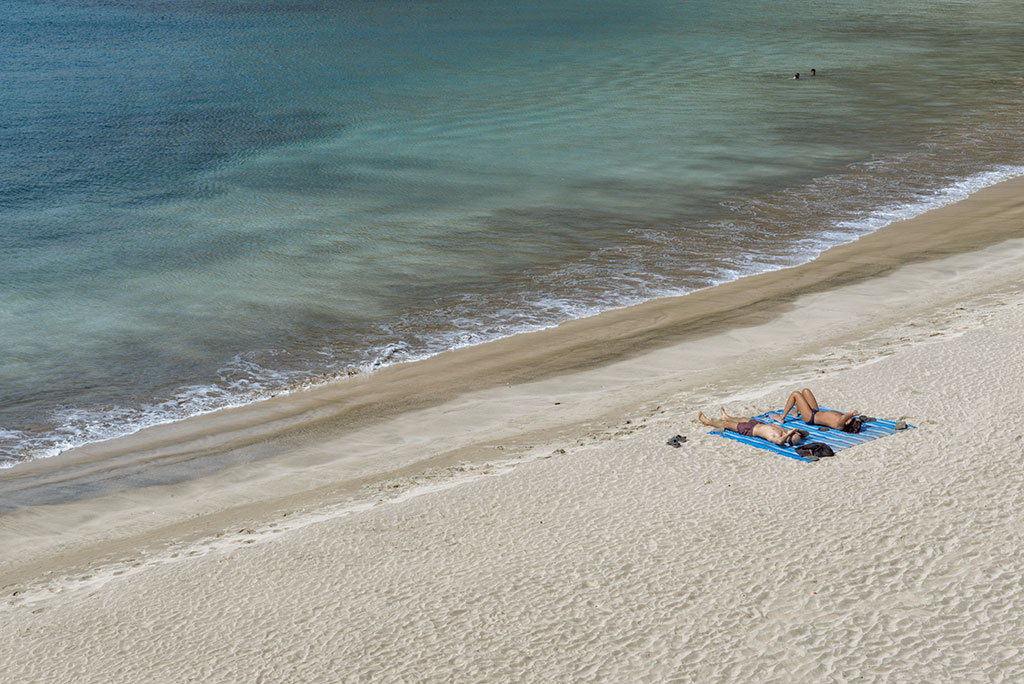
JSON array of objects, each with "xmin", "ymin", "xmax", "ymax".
[{"xmin": 795, "ymin": 442, "xmax": 834, "ymax": 461}]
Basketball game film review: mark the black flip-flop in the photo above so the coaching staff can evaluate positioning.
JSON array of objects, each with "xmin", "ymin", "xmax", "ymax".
[{"xmin": 666, "ymin": 435, "xmax": 686, "ymax": 447}]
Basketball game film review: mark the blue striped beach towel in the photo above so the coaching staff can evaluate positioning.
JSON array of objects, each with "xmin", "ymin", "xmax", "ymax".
[{"xmin": 709, "ymin": 408, "xmax": 914, "ymax": 463}]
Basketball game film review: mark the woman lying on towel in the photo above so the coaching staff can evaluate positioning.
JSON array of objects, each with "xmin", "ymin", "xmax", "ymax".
[
  {"xmin": 699, "ymin": 409, "xmax": 809, "ymax": 446},
  {"xmin": 778, "ymin": 388, "xmax": 863, "ymax": 433}
]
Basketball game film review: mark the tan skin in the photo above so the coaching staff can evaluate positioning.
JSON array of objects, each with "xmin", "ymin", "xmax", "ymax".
[
  {"xmin": 777, "ymin": 388, "xmax": 860, "ymax": 430},
  {"xmin": 699, "ymin": 408, "xmax": 807, "ymax": 446}
]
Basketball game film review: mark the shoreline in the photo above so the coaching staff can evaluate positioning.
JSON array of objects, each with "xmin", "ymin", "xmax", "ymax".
[
  {"xmin": 5, "ymin": 168, "xmax": 1023, "ymax": 473},
  {"xmin": 2, "ymin": 174, "xmax": 1024, "ymax": 585},
  {"xmin": 3, "ymin": 197, "xmax": 1024, "ymax": 681}
]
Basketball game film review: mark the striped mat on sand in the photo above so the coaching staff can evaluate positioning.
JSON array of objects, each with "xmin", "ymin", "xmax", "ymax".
[{"xmin": 709, "ymin": 408, "xmax": 914, "ymax": 463}]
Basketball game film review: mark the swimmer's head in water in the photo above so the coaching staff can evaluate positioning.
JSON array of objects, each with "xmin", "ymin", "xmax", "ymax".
[
  {"xmin": 810, "ymin": 68, "xmax": 816, "ymax": 76},
  {"xmin": 793, "ymin": 73, "xmax": 800, "ymax": 79}
]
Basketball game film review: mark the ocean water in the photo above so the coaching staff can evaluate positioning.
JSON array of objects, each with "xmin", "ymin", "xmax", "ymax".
[{"xmin": 2, "ymin": 0, "xmax": 1023, "ymax": 466}]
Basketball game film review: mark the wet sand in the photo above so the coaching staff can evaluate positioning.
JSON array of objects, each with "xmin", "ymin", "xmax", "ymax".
[{"xmin": 2, "ymin": 176, "xmax": 1024, "ymax": 682}]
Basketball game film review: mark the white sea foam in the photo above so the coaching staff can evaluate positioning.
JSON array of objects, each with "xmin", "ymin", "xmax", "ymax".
[
  {"xmin": 835, "ymin": 166, "xmax": 1024, "ymax": 235},
  {"xmin": 4, "ymin": 165, "xmax": 1024, "ymax": 467}
]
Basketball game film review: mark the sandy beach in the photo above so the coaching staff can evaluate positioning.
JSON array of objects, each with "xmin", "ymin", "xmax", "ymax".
[{"xmin": 3, "ymin": 178, "xmax": 1024, "ymax": 682}]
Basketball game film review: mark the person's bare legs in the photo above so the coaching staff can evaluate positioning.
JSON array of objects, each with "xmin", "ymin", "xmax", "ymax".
[
  {"xmin": 785, "ymin": 389, "xmax": 860, "ymax": 429},
  {"xmin": 800, "ymin": 389, "xmax": 860, "ymax": 427},
  {"xmin": 699, "ymin": 411, "xmax": 741, "ymax": 431},
  {"xmin": 720, "ymin": 407, "xmax": 748, "ymax": 422},
  {"xmin": 781, "ymin": 391, "xmax": 815, "ymax": 424},
  {"xmin": 801, "ymin": 388, "xmax": 819, "ymax": 412}
]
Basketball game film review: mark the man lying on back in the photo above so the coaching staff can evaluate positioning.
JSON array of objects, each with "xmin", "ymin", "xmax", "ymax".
[{"xmin": 699, "ymin": 408, "xmax": 808, "ymax": 446}]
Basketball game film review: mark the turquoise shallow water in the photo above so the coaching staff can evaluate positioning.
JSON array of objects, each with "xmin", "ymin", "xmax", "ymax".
[{"xmin": 2, "ymin": 0, "xmax": 1024, "ymax": 465}]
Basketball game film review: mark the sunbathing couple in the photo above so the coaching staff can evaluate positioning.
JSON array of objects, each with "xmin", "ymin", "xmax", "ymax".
[{"xmin": 699, "ymin": 388, "xmax": 863, "ymax": 447}]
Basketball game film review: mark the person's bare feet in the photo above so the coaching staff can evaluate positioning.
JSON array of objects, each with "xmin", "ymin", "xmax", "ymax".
[{"xmin": 699, "ymin": 412, "xmax": 712, "ymax": 426}]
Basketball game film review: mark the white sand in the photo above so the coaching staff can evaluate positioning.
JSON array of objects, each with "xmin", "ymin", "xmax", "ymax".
[{"xmin": 3, "ymin": 221, "xmax": 1024, "ymax": 678}]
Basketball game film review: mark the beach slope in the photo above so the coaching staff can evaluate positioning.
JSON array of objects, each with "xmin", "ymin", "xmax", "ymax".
[{"xmin": 2, "ymin": 189, "xmax": 1024, "ymax": 682}]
